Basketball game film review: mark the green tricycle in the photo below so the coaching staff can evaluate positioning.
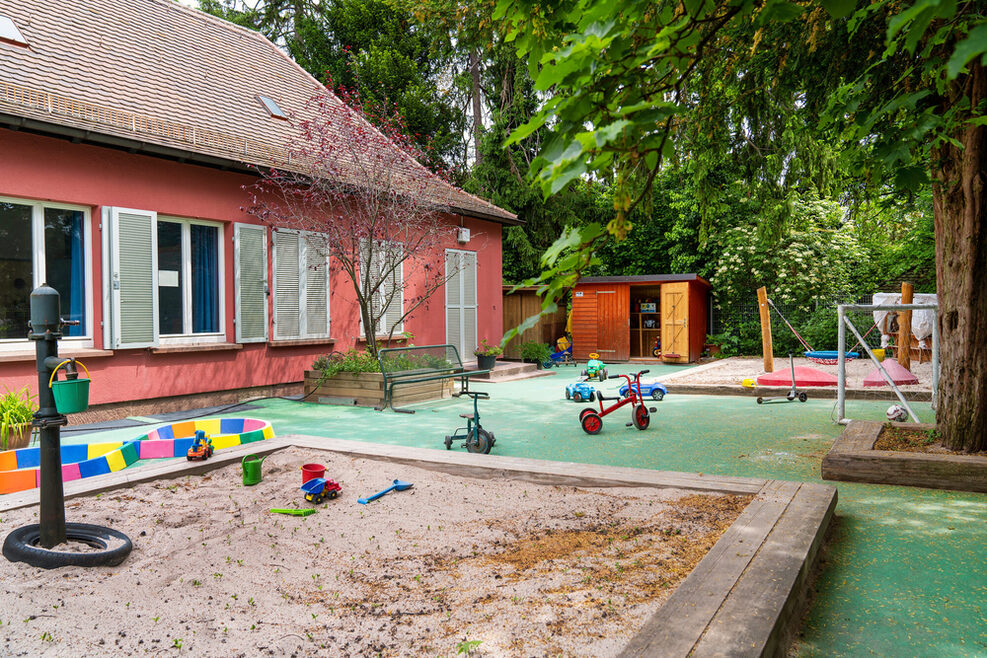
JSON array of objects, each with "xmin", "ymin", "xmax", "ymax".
[
  {"xmin": 444, "ymin": 390, "xmax": 496, "ymax": 454},
  {"xmin": 581, "ymin": 352, "xmax": 608, "ymax": 382}
]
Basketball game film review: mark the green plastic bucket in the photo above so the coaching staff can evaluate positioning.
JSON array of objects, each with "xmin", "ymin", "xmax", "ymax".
[
  {"xmin": 51, "ymin": 378, "xmax": 90, "ymax": 414},
  {"xmin": 242, "ymin": 454, "xmax": 266, "ymax": 486},
  {"xmin": 48, "ymin": 359, "xmax": 92, "ymax": 414}
]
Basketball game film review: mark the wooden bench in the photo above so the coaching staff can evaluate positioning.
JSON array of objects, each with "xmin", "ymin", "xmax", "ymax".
[{"xmin": 375, "ymin": 344, "xmax": 489, "ymax": 413}]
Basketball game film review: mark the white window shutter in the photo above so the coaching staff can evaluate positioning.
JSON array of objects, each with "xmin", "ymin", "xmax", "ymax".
[
  {"xmin": 446, "ymin": 306, "xmax": 461, "ymax": 358},
  {"xmin": 273, "ymin": 231, "xmax": 300, "ymax": 339},
  {"xmin": 382, "ymin": 254, "xmax": 403, "ymax": 335},
  {"xmin": 462, "ymin": 252, "xmax": 478, "ymax": 357},
  {"xmin": 304, "ymin": 234, "xmax": 329, "ymax": 337},
  {"xmin": 108, "ymin": 207, "xmax": 158, "ymax": 349},
  {"xmin": 234, "ymin": 223, "xmax": 268, "ymax": 343}
]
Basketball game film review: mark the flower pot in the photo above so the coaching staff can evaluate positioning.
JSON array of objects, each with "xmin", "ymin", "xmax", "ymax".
[
  {"xmin": 1, "ymin": 423, "xmax": 33, "ymax": 451},
  {"xmin": 476, "ymin": 354, "xmax": 498, "ymax": 370}
]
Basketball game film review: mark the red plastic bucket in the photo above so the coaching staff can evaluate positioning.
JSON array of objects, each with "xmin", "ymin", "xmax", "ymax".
[{"xmin": 301, "ymin": 463, "xmax": 326, "ymax": 484}]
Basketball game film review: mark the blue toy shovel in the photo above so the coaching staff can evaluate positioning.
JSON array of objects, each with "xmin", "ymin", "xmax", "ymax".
[{"xmin": 358, "ymin": 479, "xmax": 413, "ymax": 505}]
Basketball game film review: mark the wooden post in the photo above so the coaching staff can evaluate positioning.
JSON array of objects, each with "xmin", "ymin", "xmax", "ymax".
[
  {"xmin": 898, "ymin": 281, "xmax": 913, "ymax": 370},
  {"xmin": 757, "ymin": 286, "xmax": 774, "ymax": 373}
]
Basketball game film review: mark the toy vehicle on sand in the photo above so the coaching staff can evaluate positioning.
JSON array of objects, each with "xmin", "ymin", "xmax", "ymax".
[
  {"xmin": 300, "ymin": 478, "xmax": 342, "ymax": 504},
  {"xmin": 186, "ymin": 430, "xmax": 214, "ymax": 461},
  {"xmin": 565, "ymin": 380, "xmax": 597, "ymax": 402},
  {"xmin": 581, "ymin": 353, "xmax": 608, "ymax": 382},
  {"xmin": 618, "ymin": 379, "xmax": 667, "ymax": 401}
]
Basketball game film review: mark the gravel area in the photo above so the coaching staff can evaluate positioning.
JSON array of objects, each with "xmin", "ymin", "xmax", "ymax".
[
  {"xmin": 0, "ymin": 447, "xmax": 750, "ymax": 657},
  {"xmin": 664, "ymin": 356, "xmax": 933, "ymax": 392}
]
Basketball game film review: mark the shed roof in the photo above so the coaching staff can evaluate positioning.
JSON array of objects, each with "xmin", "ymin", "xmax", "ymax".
[
  {"xmin": 0, "ymin": 0, "xmax": 518, "ymax": 225},
  {"xmin": 577, "ymin": 274, "xmax": 711, "ymax": 287}
]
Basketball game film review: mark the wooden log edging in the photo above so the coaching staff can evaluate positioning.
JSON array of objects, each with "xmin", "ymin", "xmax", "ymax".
[
  {"xmin": 822, "ymin": 420, "xmax": 987, "ymax": 493},
  {"xmin": 665, "ymin": 383, "xmax": 933, "ymax": 401},
  {"xmin": 2, "ymin": 435, "xmax": 837, "ymax": 657}
]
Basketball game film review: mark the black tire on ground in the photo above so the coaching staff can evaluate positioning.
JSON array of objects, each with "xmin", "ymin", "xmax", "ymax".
[
  {"xmin": 756, "ymin": 397, "xmax": 763, "ymax": 404},
  {"xmin": 798, "ymin": 392, "xmax": 808, "ymax": 402},
  {"xmin": 2, "ymin": 523, "xmax": 132, "ymax": 569},
  {"xmin": 652, "ymin": 390, "xmax": 664, "ymax": 401},
  {"xmin": 633, "ymin": 405, "xmax": 651, "ymax": 430},
  {"xmin": 565, "ymin": 388, "xmax": 571, "ymax": 400},
  {"xmin": 329, "ymin": 491, "xmax": 338, "ymax": 499},
  {"xmin": 579, "ymin": 408, "xmax": 595, "ymax": 421},
  {"xmin": 444, "ymin": 436, "xmax": 453, "ymax": 450},
  {"xmin": 466, "ymin": 428, "xmax": 493, "ymax": 454},
  {"xmin": 581, "ymin": 412, "xmax": 603, "ymax": 435},
  {"xmin": 543, "ymin": 361, "xmax": 554, "ymax": 369},
  {"xmin": 573, "ymin": 392, "xmax": 583, "ymax": 403}
]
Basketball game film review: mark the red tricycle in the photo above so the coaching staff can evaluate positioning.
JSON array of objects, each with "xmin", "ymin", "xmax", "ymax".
[{"xmin": 578, "ymin": 370, "xmax": 657, "ymax": 435}]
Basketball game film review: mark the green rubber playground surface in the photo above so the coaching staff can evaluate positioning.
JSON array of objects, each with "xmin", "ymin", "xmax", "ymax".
[{"xmin": 64, "ymin": 363, "xmax": 987, "ymax": 655}]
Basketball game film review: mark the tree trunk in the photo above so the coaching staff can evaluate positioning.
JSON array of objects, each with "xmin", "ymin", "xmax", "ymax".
[
  {"xmin": 470, "ymin": 48, "xmax": 484, "ymax": 165},
  {"xmin": 932, "ymin": 62, "xmax": 986, "ymax": 453}
]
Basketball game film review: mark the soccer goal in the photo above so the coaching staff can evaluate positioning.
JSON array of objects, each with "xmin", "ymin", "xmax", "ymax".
[{"xmin": 836, "ymin": 302, "xmax": 939, "ymax": 425}]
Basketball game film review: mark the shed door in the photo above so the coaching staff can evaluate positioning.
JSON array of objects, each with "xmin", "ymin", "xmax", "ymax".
[
  {"xmin": 595, "ymin": 287, "xmax": 630, "ymax": 361},
  {"xmin": 661, "ymin": 282, "xmax": 689, "ymax": 363},
  {"xmin": 571, "ymin": 289, "xmax": 598, "ymax": 360}
]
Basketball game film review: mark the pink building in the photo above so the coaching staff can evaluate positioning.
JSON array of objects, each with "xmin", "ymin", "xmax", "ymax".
[{"xmin": 0, "ymin": 0, "xmax": 516, "ymax": 415}]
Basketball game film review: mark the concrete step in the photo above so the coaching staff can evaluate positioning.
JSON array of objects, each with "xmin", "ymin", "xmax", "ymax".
[{"xmin": 472, "ymin": 360, "xmax": 540, "ymax": 379}]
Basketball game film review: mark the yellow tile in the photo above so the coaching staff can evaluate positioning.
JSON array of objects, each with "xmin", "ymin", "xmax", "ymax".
[
  {"xmin": 195, "ymin": 419, "xmax": 222, "ymax": 436},
  {"xmin": 88, "ymin": 442, "xmax": 121, "ymax": 458},
  {"xmin": 262, "ymin": 426, "xmax": 275, "ymax": 439},
  {"xmin": 211, "ymin": 434, "xmax": 238, "ymax": 450},
  {"xmin": 105, "ymin": 449, "xmax": 127, "ymax": 473}
]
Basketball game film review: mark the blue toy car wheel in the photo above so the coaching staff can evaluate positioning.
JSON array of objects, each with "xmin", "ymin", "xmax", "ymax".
[{"xmin": 651, "ymin": 389, "xmax": 664, "ymax": 401}]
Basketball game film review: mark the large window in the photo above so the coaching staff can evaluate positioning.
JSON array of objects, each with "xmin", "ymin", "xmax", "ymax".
[
  {"xmin": 157, "ymin": 218, "xmax": 221, "ymax": 337},
  {"xmin": 0, "ymin": 198, "xmax": 89, "ymax": 343}
]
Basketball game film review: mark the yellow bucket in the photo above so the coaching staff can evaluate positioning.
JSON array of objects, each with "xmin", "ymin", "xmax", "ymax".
[{"xmin": 872, "ymin": 349, "xmax": 885, "ymax": 362}]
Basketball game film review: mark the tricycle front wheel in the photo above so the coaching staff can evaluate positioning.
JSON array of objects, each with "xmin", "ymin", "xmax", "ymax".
[
  {"xmin": 466, "ymin": 428, "xmax": 493, "ymax": 454},
  {"xmin": 633, "ymin": 405, "xmax": 650, "ymax": 430},
  {"xmin": 581, "ymin": 412, "xmax": 603, "ymax": 435}
]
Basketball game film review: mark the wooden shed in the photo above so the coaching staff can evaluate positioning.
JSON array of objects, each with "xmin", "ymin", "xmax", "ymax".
[
  {"xmin": 502, "ymin": 286, "xmax": 568, "ymax": 359},
  {"xmin": 571, "ymin": 274, "xmax": 711, "ymax": 363}
]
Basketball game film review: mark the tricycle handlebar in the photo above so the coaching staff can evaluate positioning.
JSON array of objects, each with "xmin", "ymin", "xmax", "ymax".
[
  {"xmin": 637, "ymin": 369, "xmax": 650, "ymax": 375},
  {"xmin": 608, "ymin": 374, "xmax": 622, "ymax": 380}
]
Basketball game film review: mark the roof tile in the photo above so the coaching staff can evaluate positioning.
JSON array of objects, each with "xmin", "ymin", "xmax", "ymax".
[{"xmin": 0, "ymin": 0, "xmax": 516, "ymax": 223}]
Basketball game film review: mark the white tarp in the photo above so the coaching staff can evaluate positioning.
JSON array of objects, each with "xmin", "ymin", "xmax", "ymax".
[{"xmin": 873, "ymin": 292, "xmax": 937, "ymax": 348}]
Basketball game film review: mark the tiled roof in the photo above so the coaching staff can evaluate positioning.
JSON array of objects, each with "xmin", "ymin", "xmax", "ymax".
[{"xmin": 0, "ymin": 0, "xmax": 517, "ymax": 224}]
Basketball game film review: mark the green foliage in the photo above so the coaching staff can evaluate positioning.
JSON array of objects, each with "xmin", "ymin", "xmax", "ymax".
[
  {"xmin": 473, "ymin": 338, "xmax": 503, "ymax": 357},
  {"xmin": 1, "ymin": 386, "xmax": 36, "ymax": 450},
  {"xmin": 519, "ymin": 341, "xmax": 552, "ymax": 363},
  {"xmin": 311, "ymin": 349, "xmax": 380, "ymax": 377}
]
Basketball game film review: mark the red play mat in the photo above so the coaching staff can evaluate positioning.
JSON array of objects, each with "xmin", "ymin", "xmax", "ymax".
[
  {"xmin": 756, "ymin": 366, "xmax": 837, "ymax": 387},
  {"xmin": 863, "ymin": 359, "xmax": 919, "ymax": 387}
]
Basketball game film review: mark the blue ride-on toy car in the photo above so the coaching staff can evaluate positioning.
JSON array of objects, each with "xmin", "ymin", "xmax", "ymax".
[
  {"xmin": 618, "ymin": 379, "xmax": 667, "ymax": 401},
  {"xmin": 565, "ymin": 380, "xmax": 598, "ymax": 403}
]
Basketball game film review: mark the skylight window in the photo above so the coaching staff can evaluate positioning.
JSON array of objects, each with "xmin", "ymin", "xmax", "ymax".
[
  {"xmin": 0, "ymin": 15, "xmax": 28, "ymax": 47},
  {"xmin": 256, "ymin": 95, "xmax": 287, "ymax": 120}
]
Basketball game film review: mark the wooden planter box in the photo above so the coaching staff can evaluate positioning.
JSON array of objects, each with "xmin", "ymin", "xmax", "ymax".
[
  {"xmin": 303, "ymin": 371, "xmax": 455, "ymax": 408},
  {"xmin": 822, "ymin": 421, "xmax": 987, "ymax": 493}
]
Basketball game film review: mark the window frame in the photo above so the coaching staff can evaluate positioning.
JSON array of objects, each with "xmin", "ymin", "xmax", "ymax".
[
  {"xmin": 0, "ymin": 195, "xmax": 93, "ymax": 351},
  {"xmin": 156, "ymin": 215, "xmax": 226, "ymax": 345},
  {"xmin": 271, "ymin": 229, "xmax": 331, "ymax": 340}
]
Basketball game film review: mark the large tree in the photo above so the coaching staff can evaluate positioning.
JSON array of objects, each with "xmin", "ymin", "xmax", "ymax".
[{"xmin": 494, "ymin": 0, "xmax": 985, "ymax": 451}]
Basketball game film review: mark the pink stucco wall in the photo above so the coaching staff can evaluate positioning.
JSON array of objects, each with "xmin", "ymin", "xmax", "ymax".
[{"xmin": 0, "ymin": 129, "xmax": 503, "ymax": 405}]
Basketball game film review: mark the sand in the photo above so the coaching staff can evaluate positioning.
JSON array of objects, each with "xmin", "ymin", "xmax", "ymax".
[
  {"xmin": 666, "ymin": 356, "xmax": 934, "ymax": 392},
  {"xmin": 0, "ymin": 447, "xmax": 750, "ymax": 657}
]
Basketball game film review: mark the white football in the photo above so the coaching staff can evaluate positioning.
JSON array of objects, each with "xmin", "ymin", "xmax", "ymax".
[{"xmin": 886, "ymin": 405, "xmax": 907, "ymax": 422}]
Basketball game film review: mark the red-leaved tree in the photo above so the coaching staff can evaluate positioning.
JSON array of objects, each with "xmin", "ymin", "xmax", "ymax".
[{"xmin": 246, "ymin": 87, "xmax": 463, "ymax": 357}]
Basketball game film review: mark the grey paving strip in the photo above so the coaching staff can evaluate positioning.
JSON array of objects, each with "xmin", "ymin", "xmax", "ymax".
[{"xmin": 1, "ymin": 435, "xmax": 835, "ymax": 657}]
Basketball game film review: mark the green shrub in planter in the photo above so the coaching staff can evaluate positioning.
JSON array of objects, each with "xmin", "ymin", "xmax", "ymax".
[
  {"xmin": 520, "ymin": 341, "xmax": 552, "ymax": 365},
  {"xmin": 1, "ymin": 386, "xmax": 37, "ymax": 451}
]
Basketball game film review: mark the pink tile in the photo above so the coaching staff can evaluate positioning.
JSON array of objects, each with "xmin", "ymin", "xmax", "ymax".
[
  {"xmin": 62, "ymin": 463, "xmax": 82, "ymax": 482},
  {"xmin": 139, "ymin": 440, "xmax": 177, "ymax": 459}
]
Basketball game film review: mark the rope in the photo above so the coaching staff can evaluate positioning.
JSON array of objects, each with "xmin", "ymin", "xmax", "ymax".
[{"xmin": 766, "ymin": 298, "xmax": 813, "ymax": 352}]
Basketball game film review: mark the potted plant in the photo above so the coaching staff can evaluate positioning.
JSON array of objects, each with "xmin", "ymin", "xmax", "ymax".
[
  {"xmin": 1, "ymin": 386, "xmax": 37, "ymax": 452},
  {"xmin": 519, "ymin": 341, "xmax": 553, "ymax": 368},
  {"xmin": 474, "ymin": 338, "xmax": 503, "ymax": 370}
]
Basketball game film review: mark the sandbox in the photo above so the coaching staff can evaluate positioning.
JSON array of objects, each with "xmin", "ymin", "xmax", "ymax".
[{"xmin": 0, "ymin": 436, "xmax": 835, "ymax": 656}]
